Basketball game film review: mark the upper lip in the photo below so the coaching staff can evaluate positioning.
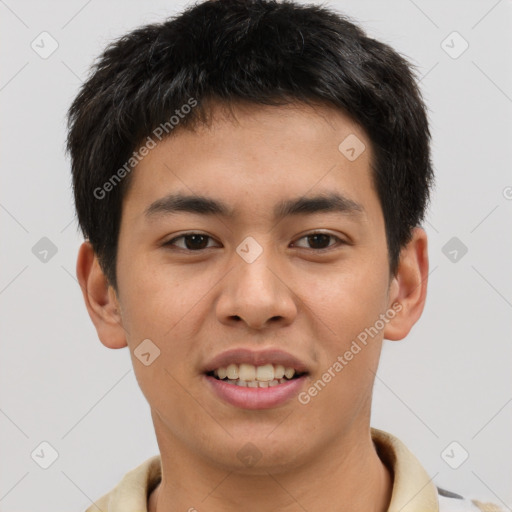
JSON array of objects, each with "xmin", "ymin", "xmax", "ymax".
[{"xmin": 203, "ymin": 348, "xmax": 310, "ymax": 374}]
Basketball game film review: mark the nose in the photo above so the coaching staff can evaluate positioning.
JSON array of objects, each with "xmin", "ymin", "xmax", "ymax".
[{"xmin": 215, "ymin": 245, "xmax": 298, "ymax": 331}]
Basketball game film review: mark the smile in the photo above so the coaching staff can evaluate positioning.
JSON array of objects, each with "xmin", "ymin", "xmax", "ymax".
[
  {"xmin": 204, "ymin": 364, "xmax": 309, "ymax": 410},
  {"xmin": 207, "ymin": 363, "xmax": 304, "ymax": 388}
]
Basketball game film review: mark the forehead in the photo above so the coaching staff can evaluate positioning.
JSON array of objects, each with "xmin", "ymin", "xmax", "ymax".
[{"xmin": 121, "ymin": 101, "xmax": 379, "ymax": 223}]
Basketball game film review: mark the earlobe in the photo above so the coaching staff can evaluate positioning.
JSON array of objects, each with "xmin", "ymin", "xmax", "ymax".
[
  {"xmin": 383, "ymin": 227, "xmax": 429, "ymax": 341},
  {"xmin": 76, "ymin": 241, "xmax": 128, "ymax": 349}
]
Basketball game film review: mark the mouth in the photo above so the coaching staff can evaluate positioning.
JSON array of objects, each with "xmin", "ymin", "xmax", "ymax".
[
  {"xmin": 206, "ymin": 363, "xmax": 308, "ymax": 388},
  {"xmin": 203, "ymin": 347, "xmax": 311, "ymax": 409},
  {"xmin": 202, "ymin": 349, "xmax": 311, "ymax": 409}
]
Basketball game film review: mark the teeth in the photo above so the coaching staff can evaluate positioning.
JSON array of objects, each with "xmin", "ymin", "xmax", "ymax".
[
  {"xmin": 212, "ymin": 363, "xmax": 299, "ymax": 382},
  {"xmin": 284, "ymin": 367, "xmax": 295, "ymax": 379},
  {"xmin": 226, "ymin": 364, "xmax": 239, "ymax": 380},
  {"xmin": 239, "ymin": 363, "xmax": 256, "ymax": 381},
  {"xmin": 255, "ymin": 364, "xmax": 274, "ymax": 382},
  {"xmin": 218, "ymin": 377, "xmax": 291, "ymax": 388},
  {"xmin": 274, "ymin": 365, "xmax": 285, "ymax": 379},
  {"xmin": 234, "ymin": 378, "xmax": 285, "ymax": 388}
]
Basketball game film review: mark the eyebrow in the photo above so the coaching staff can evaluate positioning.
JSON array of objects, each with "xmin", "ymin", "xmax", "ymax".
[{"xmin": 144, "ymin": 191, "xmax": 365, "ymax": 221}]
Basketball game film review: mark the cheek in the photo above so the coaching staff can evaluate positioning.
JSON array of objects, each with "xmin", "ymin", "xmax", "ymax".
[
  {"xmin": 117, "ymin": 257, "xmax": 212, "ymax": 392},
  {"xmin": 117, "ymin": 254, "xmax": 201, "ymax": 340},
  {"xmin": 298, "ymin": 271, "xmax": 387, "ymax": 428},
  {"xmin": 118, "ymin": 263, "xmax": 204, "ymax": 417},
  {"xmin": 307, "ymin": 260, "xmax": 389, "ymax": 343}
]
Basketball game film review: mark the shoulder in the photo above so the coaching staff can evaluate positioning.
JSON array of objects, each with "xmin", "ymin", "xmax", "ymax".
[
  {"xmin": 437, "ymin": 487, "xmax": 505, "ymax": 512},
  {"xmin": 84, "ymin": 455, "xmax": 162, "ymax": 512},
  {"xmin": 85, "ymin": 492, "xmax": 110, "ymax": 512}
]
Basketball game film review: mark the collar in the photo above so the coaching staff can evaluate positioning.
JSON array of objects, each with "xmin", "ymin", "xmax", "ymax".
[
  {"xmin": 371, "ymin": 428, "xmax": 438, "ymax": 511},
  {"xmin": 90, "ymin": 428, "xmax": 439, "ymax": 512}
]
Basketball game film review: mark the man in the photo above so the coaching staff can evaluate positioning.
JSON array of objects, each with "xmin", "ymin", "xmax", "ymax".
[{"xmin": 67, "ymin": 0, "xmax": 501, "ymax": 510}]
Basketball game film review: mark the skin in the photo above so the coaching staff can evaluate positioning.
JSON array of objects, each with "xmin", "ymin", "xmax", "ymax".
[{"xmin": 77, "ymin": 101, "xmax": 428, "ymax": 512}]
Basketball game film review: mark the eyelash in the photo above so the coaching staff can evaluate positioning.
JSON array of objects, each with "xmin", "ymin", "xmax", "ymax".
[{"xmin": 163, "ymin": 232, "xmax": 346, "ymax": 252}]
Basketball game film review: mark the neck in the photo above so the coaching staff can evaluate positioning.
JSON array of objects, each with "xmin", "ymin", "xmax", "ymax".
[{"xmin": 148, "ymin": 420, "xmax": 392, "ymax": 512}]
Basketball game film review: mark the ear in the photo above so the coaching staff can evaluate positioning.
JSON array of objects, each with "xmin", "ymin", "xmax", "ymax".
[
  {"xmin": 76, "ymin": 241, "xmax": 128, "ymax": 349},
  {"xmin": 383, "ymin": 227, "xmax": 429, "ymax": 341}
]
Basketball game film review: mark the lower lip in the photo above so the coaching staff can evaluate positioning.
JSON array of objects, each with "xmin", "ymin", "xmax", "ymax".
[{"xmin": 204, "ymin": 375, "xmax": 307, "ymax": 410}]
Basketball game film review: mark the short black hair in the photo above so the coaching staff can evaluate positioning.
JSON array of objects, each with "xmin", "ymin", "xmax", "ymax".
[{"xmin": 67, "ymin": 0, "xmax": 434, "ymax": 290}]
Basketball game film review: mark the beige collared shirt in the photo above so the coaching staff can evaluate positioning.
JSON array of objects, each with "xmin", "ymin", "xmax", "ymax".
[{"xmin": 85, "ymin": 428, "xmax": 501, "ymax": 512}]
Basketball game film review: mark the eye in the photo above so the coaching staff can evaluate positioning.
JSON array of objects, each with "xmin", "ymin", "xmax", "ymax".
[
  {"xmin": 163, "ymin": 233, "xmax": 220, "ymax": 251},
  {"xmin": 163, "ymin": 231, "xmax": 346, "ymax": 252},
  {"xmin": 292, "ymin": 232, "xmax": 345, "ymax": 251}
]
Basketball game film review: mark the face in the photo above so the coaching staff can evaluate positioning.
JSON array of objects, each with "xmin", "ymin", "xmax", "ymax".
[{"xmin": 110, "ymin": 102, "xmax": 401, "ymax": 471}]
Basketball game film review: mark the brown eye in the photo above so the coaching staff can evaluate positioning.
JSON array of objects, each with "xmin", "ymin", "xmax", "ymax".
[
  {"xmin": 293, "ymin": 232, "xmax": 343, "ymax": 250},
  {"xmin": 164, "ymin": 233, "xmax": 218, "ymax": 251},
  {"xmin": 306, "ymin": 233, "xmax": 332, "ymax": 249}
]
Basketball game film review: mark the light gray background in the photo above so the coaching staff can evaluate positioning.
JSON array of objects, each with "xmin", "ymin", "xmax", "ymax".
[{"xmin": 1, "ymin": 0, "xmax": 511, "ymax": 510}]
